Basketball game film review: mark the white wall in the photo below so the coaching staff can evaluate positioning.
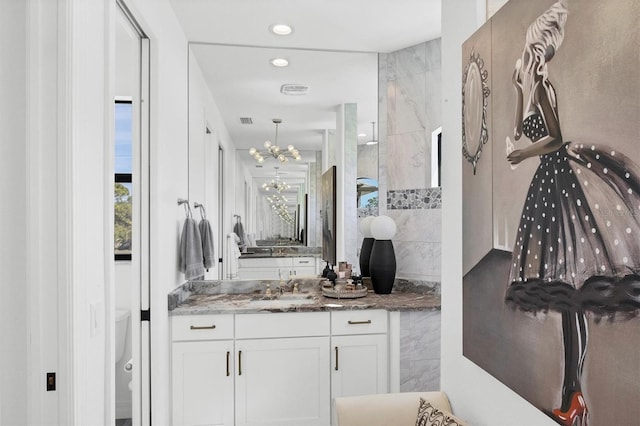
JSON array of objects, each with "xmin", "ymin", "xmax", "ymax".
[
  {"xmin": 440, "ymin": 1, "xmax": 554, "ymax": 424},
  {"xmin": 188, "ymin": 47, "xmax": 236, "ymax": 280},
  {"xmin": 0, "ymin": 0, "xmax": 27, "ymax": 424}
]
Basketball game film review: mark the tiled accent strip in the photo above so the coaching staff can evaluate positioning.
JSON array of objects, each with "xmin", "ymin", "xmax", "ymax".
[{"xmin": 387, "ymin": 187, "xmax": 442, "ymax": 210}]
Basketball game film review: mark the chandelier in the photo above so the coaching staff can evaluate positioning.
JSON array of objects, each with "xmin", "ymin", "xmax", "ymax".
[
  {"xmin": 267, "ymin": 194, "xmax": 295, "ymax": 224},
  {"xmin": 262, "ymin": 167, "xmax": 290, "ymax": 192},
  {"xmin": 249, "ymin": 119, "xmax": 301, "ymax": 163}
]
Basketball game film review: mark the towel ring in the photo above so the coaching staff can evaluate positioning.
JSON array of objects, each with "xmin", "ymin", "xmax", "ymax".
[
  {"xmin": 194, "ymin": 202, "xmax": 207, "ymax": 220},
  {"xmin": 177, "ymin": 198, "xmax": 192, "ymax": 218}
]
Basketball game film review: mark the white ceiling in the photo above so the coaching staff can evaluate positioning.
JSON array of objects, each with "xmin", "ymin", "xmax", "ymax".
[{"xmin": 167, "ymin": 0, "xmax": 442, "ymax": 190}]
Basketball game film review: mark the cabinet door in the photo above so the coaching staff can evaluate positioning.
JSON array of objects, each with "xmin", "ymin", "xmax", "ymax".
[
  {"xmin": 292, "ymin": 257, "xmax": 316, "ymax": 277},
  {"xmin": 331, "ymin": 334, "xmax": 388, "ymax": 399},
  {"xmin": 172, "ymin": 340, "xmax": 234, "ymax": 426},
  {"xmin": 235, "ymin": 336, "xmax": 330, "ymax": 426}
]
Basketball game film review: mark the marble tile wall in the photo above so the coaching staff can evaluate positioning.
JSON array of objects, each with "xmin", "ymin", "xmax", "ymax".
[
  {"xmin": 380, "ymin": 40, "xmax": 443, "ymax": 392},
  {"xmin": 379, "ymin": 39, "xmax": 443, "ymax": 284},
  {"xmin": 380, "ymin": 39, "xmax": 442, "ymax": 193},
  {"xmin": 399, "ymin": 310, "xmax": 441, "ymax": 391}
]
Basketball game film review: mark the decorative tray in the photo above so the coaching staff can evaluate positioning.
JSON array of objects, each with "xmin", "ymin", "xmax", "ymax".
[{"xmin": 321, "ymin": 286, "xmax": 368, "ymax": 299}]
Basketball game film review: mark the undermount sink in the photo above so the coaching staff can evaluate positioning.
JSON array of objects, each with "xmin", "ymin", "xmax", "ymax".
[
  {"xmin": 278, "ymin": 293, "xmax": 313, "ymax": 301},
  {"xmin": 247, "ymin": 294, "xmax": 316, "ymax": 308}
]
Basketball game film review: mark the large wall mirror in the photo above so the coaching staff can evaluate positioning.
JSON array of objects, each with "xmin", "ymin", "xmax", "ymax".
[{"xmin": 187, "ymin": 43, "xmax": 378, "ymax": 271}]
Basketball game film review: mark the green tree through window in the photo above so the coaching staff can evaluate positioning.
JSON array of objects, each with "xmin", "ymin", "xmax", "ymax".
[
  {"xmin": 114, "ymin": 182, "xmax": 132, "ymax": 253},
  {"xmin": 115, "ymin": 100, "xmax": 133, "ymax": 260}
]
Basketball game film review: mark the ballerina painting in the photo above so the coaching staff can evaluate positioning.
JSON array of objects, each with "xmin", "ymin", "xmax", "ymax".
[
  {"xmin": 462, "ymin": 1, "xmax": 640, "ymax": 425},
  {"xmin": 504, "ymin": 2, "xmax": 640, "ymax": 424}
]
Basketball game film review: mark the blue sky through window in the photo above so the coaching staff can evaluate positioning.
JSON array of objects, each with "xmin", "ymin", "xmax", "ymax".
[
  {"xmin": 115, "ymin": 102, "xmax": 132, "ymax": 173},
  {"xmin": 358, "ymin": 177, "xmax": 378, "ymax": 207}
]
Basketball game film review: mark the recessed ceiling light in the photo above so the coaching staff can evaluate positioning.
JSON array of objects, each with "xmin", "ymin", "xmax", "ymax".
[
  {"xmin": 270, "ymin": 24, "xmax": 293, "ymax": 36},
  {"xmin": 270, "ymin": 58, "xmax": 289, "ymax": 67}
]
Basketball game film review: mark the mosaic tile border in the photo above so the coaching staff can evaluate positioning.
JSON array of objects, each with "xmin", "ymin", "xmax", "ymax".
[{"xmin": 387, "ymin": 187, "xmax": 442, "ymax": 210}]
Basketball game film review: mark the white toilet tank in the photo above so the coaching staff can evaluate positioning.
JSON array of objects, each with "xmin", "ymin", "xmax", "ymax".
[{"xmin": 115, "ymin": 309, "xmax": 130, "ymax": 363}]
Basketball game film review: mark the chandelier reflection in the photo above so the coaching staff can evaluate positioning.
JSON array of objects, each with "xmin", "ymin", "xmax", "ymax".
[
  {"xmin": 249, "ymin": 119, "xmax": 301, "ymax": 163},
  {"xmin": 267, "ymin": 194, "xmax": 295, "ymax": 224},
  {"xmin": 262, "ymin": 166, "xmax": 290, "ymax": 192}
]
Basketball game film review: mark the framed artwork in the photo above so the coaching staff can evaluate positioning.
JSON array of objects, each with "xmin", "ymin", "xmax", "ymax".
[
  {"xmin": 462, "ymin": 1, "xmax": 640, "ymax": 425},
  {"xmin": 322, "ymin": 166, "xmax": 337, "ymax": 266}
]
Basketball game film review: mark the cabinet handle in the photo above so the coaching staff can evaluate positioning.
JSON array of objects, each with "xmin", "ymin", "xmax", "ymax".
[
  {"xmin": 347, "ymin": 320, "xmax": 372, "ymax": 325},
  {"xmin": 298, "ymin": 260, "xmax": 310, "ymax": 264},
  {"xmin": 335, "ymin": 346, "xmax": 339, "ymax": 371},
  {"xmin": 190, "ymin": 325, "xmax": 216, "ymax": 330},
  {"xmin": 226, "ymin": 351, "xmax": 230, "ymax": 377},
  {"xmin": 238, "ymin": 350, "xmax": 242, "ymax": 376}
]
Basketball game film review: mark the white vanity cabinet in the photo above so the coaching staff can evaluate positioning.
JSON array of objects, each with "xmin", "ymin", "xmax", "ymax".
[
  {"xmin": 171, "ymin": 315, "xmax": 235, "ymax": 426},
  {"xmin": 237, "ymin": 256, "xmax": 317, "ymax": 279},
  {"xmin": 234, "ymin": 313, "xmax": 331, "ymax": 426},
  {"xmin": 171, "ymin": 312, "xmax": 331, "ymax": 426},
  {"xmin": 171, "ymin": 310, "xmax": 389, "ymax": 426},
  {"xmin": 330, "ymin": 310, "xmax": 388, "ymax": 424}
]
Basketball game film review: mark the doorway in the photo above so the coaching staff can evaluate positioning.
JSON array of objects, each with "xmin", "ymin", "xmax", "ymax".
[{"xmin": 114, "ymin": 2, "xmax": 151, "ymax": 425}]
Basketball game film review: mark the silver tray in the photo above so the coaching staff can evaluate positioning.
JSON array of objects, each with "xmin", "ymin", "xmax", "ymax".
[{"xmin": 321, "ymin": 286, "xmax": 368, "ymax": 299}]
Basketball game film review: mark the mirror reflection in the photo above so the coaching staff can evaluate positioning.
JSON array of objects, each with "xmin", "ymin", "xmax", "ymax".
[{"xmin": 188, "ymin": 43, "xmax": 378, "ymax": 277}]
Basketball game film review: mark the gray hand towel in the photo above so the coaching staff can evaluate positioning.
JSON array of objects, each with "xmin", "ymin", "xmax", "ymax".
[
  {"xmin": 233, "ymin": 221, "xmax": 246, "ymax": 247},
  {"xmin": 199, "ymin": 218, "xmax": 215, "ymax": 271},
  {"xmin": 179, "ymin": 217, "xmax": 205, "ymax": 280}
]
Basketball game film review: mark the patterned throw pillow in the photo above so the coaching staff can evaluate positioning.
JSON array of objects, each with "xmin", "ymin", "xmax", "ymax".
[{"xmin": 415, "ymin": 398, "xmax": 466, "ymax": 426}]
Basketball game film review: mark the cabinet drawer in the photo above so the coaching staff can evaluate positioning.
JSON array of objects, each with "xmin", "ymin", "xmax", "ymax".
[
  {"xmin": 172, "ymin": 314, "xmax": 234, "ymax": 341},
  {"xmin": 238, "ymin": 257, "xmax": 291, "ymax": 268},
  {"xmin": 235, "ymin": 312, "xmax": 330, "ymax": 339},
  {"xmin": 331, "ymin": 310, "xmax": 388, "ymax": 335},
  {"xmin": 292, "ymin": 257, "xmax": 315, "ymax": 267}
]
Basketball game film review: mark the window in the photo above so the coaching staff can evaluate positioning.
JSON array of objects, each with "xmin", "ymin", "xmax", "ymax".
[{"xmin": 115, "ymin": 100, "xmax": 133, "ymax": 260}]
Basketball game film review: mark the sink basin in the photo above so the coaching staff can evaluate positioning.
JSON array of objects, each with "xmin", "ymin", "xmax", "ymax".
[
  {"xmin": 278, "ymin": 293, "xmax": 313, "ymax": 301},
  {"xmin": 247, "ymin": 294, "xmax": 316, "ymax": 308}
]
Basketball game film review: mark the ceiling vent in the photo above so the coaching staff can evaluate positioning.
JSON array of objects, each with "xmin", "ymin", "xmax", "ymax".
[
  {"xmin": 280, "ymin": 84, "xmax": 310, "ymax": 96},
  {"xmin": 240, "ymin": 117, "xmax": 253, "ymax": 124}
]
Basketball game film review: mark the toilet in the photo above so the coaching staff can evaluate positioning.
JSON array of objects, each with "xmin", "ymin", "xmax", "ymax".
[
  {"xmin": 115, "ymin": 309, "xmax": 133, "ymax": 419},
  {"xmin": 115, "ymin": 309, "xmax": 130, "ymax": 364}
]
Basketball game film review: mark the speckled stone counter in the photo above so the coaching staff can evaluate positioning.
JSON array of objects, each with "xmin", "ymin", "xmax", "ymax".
[{"xmin": 168, "ymin": 278, "xmax": 440, "ymax": 316}]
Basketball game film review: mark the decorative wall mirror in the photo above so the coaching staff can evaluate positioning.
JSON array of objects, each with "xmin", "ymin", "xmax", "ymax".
[{"xmin": 462, "ymin": 50, "xmax": 490, "ymax": 174}]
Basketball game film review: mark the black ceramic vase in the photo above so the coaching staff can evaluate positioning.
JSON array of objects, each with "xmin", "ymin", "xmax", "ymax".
[
  {"xmin": 369, "ymin": 240, "xmax": 396, "ymax": 294},
  {"xmin": 359, "ymin": 237, "xmax": 374, "ymax": 277}
]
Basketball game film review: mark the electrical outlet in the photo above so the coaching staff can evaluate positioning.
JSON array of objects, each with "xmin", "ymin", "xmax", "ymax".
[{"xmin": 46, "ymin": 372, "xmax": 56, "ymax": 391}]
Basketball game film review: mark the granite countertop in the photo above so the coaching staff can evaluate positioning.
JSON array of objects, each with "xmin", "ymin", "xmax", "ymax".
[
  {"xmin": 168, "ymin": 278, "xmax": 440, "ymax": 316},
  {"xmin": 238, "ymin": 253, "xmax": 319, "ymax": 259}
]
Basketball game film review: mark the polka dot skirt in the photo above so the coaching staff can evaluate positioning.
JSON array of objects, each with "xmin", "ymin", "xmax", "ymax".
[{"xmin": 506, "ymin": 142, "xmax": 640, "ymax": 314}]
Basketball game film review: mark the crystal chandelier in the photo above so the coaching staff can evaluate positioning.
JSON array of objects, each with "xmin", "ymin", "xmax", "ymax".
[
  {"xmin": 249, "ymin": 119, "xmax": 301, "ymax": 163},
  {"xmin": 261, "ymin": 167, "xmax": 290, "ymax": 192}
]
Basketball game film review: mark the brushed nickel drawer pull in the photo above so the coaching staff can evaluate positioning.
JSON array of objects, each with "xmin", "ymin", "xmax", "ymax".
[
  {"xmin": 335, "ymin": 346, "xmax": 339, "ymax": 371},
  {"xmin": 298, "ymin": 260, "xmax": 310, "ymax": 264},
  {"xmin": 347, "ymin": 320, "xmax": 372, "ymax": 325},
  {"xmin": 238, "ymin": 350, "xmax": 242, "ymax": 376},
  {"xmin": 190, "ymin": 324, "xmax": 216, "ymax": 330},
  {"xmin": 226, "ymin": 351, "xmax": 230, "ymax": 377}
]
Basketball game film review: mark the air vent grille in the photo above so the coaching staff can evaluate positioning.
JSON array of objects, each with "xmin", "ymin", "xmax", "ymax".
[
  {"xmin": 240, "ymin": 117, "xmax": 253, "ymax": 124},
  {"xmin": 280, "ymin": 84, "xmax": 310, "ymax": 96}
]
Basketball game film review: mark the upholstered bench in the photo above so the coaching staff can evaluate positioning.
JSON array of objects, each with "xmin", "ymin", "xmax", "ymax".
[{"xmin": 335, "ymin": 391, "xmax": 467, "ymax": 426}]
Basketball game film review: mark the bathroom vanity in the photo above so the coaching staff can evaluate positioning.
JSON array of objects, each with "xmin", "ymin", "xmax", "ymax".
[
  {"xmin": 237, "ymin": 255, "xmax": 318, "ymax": 280},
  {"xmin": 168, "ymin": 279, "xmax": 439, "ymax": 426}
]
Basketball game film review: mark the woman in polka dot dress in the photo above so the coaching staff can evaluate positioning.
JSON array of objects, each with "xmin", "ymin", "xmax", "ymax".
[{"xmin": 505, "ymin": 2, "xmax": 640, "ymax": 425}]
